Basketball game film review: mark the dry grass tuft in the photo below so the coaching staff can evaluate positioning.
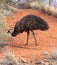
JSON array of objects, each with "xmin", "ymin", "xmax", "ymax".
[
  {"xmin": 0, "ymin": 49, "xmax": 20, "ymax": 65},
  {"xmin": 5, "ymin": 50, "xmax": 19, "ymax": 65},
  {"xmin": 30, "ymin": 1, "xmax": 57, "ymax": 18},
  {"xmin": 49, "ymin": 50, "xmax": 57, "ymax": 60}
]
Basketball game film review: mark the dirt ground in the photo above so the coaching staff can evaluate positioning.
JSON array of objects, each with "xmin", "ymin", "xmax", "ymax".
[{"xmin": 0, "ymin": 9, "xmax": 57, "ymax": 62}]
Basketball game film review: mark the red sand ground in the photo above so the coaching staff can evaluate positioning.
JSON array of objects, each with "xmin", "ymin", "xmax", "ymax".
[{"xmin": 1, "ymin": 9, "xmax": 57, "ymax": 60}]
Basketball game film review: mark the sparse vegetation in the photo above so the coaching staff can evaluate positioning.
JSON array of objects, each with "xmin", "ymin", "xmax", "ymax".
[
  {"xmin": 0, "ymin": 0, "xmax": 57, "ymax": 18},
  {"xmin": 49, "ymin": 50, "xmax": 57, "ymax": 60},
  {"xmin": 30, "ymin": 0, "xmax": 57, "ymax": 18},
  {"xmin": 0, "ymin": 0, "xmax": 57, "ymax": 65},
  {"xmin": 0, "ymin": 50, "xmax": 19, "ymax": 65}
]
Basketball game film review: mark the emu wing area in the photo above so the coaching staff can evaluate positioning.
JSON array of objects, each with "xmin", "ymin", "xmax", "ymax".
[{"xmin": 19, "ymin": 15, "xmax": 40, "ymax": 31}]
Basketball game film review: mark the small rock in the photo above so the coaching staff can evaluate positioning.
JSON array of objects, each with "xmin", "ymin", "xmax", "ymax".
[
  {"xmin": 35, "ymin": 61, "xmax": 41, "ymax": 64},
  {"xmin": 41, "ymin": 61, "xmax": 52, "ymax": 65},
  {"xmin": 41, "ymin": 61, "xmax": 45, "ymax": 65},
  {"xmin": 21, "ymin": 57, "xmax": 28, "ymax": 63},
  {"xmin": 8, "ymin": 63, "xmax": 13, "ymax": 65},
  {"xmin": 43, "ymin": 52, "xmax": 49, "ymax": 55}
]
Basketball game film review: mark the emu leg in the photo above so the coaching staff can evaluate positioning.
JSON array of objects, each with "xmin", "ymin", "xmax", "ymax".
[
  {"xmin": 31, "ymin": 30, "xmax": 37, "ymax": 45},
  {"xmin": 25, "ymin": 31, "xmax": 29, "ymax": 45}
]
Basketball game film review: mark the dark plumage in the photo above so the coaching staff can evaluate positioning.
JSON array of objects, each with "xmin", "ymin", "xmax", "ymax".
[{"xmin": 8, "ymin": 15, "xmax": 49, "ymax": 45}]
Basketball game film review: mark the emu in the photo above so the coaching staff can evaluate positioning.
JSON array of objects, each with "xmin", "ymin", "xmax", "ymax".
[{"xmin": 7, "ymin": 15, "xmax": 49, "ymax": 45}]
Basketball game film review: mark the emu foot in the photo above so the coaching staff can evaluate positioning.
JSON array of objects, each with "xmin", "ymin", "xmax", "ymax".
[
  {"xmin": 35, "ymin": 44, "xmax": 38, "ymax": 46},
  {"xmin": 35, "ymin": 43, "xmax": 38, "ymax": 46},
  {"xmin": 24, "ymin": 43, "xmax": 28, "ymax": 46}
]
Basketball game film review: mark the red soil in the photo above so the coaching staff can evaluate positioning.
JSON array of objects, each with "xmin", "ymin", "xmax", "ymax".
[{"xmin": 2, "ymin": 9, "xmax": 57, "ymax": 60}]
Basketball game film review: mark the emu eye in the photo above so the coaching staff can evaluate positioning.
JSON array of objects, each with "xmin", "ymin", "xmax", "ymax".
[{"xmin": 7, "ymin": 29, "xmax": 12, "ymax": 33}]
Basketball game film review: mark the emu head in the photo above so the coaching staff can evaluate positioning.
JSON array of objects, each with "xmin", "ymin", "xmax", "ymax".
[
  {"xmin": 7, "ymin": 29, "xmax": 16, "ymax": 37},
  {"xmin": 7, "ymin": 22, "xmax": 21, "ymax": 37},
  {"xmin": 7, "ymin": 29, "xmax": 12, "ymax": 34}
]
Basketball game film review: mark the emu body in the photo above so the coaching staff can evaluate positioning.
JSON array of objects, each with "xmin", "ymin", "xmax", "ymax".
[{"xmin": 8, "ymin": 15, "xmax": 49, "ymax": 45}]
